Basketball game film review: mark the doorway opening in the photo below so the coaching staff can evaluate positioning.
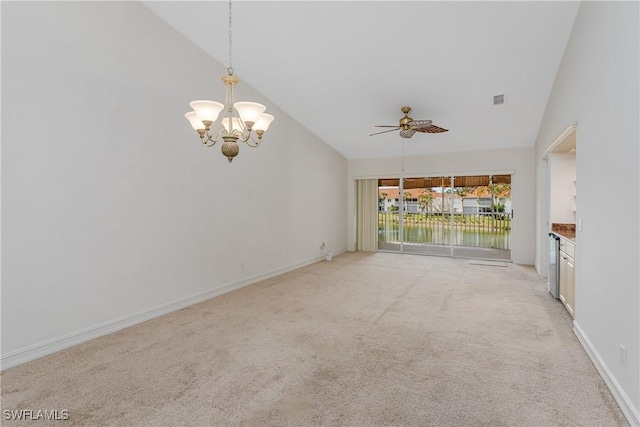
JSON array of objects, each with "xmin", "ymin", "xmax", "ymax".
[{"xmin": 378, "ymin": 175, "xmax": 512, "ymax": 261}]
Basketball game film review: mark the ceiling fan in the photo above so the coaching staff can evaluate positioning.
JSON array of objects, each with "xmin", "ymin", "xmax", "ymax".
[{"xmin": 370, "ymin": 107, "xmax": 448, "ymax": 138}]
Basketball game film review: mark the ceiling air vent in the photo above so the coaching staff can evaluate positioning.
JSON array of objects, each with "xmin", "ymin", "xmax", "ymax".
[{"xmin": 493, "ymin": 94, "xmax": 505, "ymax": 105}]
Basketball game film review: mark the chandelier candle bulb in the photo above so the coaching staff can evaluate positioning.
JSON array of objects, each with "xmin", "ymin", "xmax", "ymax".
[
  {"xmin": 189, "ymin": 100, "xmax": 223, "ymax": 125},
  {"xmin": 222, "ymin": 117, "xmax": 243, "ymax": 133},
  {"xmin": 184, "ymin": 111, "xmax": 205, "ymax": 131},
  {"xmin": 253, "ymin": 114, "xmax": 274, "ymax": 132},
  {"xmin": 235, "ymin": 102, "xmax": 266, "ymax": 128}
]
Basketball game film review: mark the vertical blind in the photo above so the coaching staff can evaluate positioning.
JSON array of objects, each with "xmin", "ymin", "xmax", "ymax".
[{"xmin": 355, "ymin": 179, "xmax": 378, "ymax": 252}]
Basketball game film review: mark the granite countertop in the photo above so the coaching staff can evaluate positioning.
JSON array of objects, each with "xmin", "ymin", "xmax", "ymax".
[{"xmin": 551, "ymin": 223, "xmax": 576, "ymax": 242}]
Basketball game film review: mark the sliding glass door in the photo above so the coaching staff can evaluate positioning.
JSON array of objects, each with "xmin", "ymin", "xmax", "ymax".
[
  {"xmin": 402, "ymin": 177, "xmax": 453, "ymax": 256},
  {"xmin": 378, "ymin": 180, "xmax": 401, "ymax": 252},
  {"xmin": 377, "ymin": 175, "xmax": 512, "ymax": 260},
  {"xmin": 451, "ymin": 175, "xmax": 512, "ymax": 259}
]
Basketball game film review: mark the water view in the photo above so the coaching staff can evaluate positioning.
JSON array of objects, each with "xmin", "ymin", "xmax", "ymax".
[{"xmin": 378, "ymin": 212, "xmax": 511, "ymax": 250}]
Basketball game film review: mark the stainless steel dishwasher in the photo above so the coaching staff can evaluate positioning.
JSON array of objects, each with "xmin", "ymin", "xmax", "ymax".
[{"xmin": 548, "ymin": 233, "xmax": 560, "ymax": 298}]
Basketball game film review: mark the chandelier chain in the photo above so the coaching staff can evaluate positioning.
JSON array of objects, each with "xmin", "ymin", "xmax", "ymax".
[{"xmin": 227, "ymin": 0, "xmax": 233, "ymax": 75}]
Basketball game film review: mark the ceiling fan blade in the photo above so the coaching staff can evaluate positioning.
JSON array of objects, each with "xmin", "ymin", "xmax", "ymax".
[
  {"xmin": 374, "ymin": 125, "xmax": 401, "ymax": 128},
  {"xmin": 408, "ymin": 119, "xmax": 432, "ymax": 129},
  {"xmin": 369, "ymin": 128, "xmax": 400, "ymax": 136},
  {"xmin": 416, "ymin": 125, "xmax": 449, "ymax": 133}
]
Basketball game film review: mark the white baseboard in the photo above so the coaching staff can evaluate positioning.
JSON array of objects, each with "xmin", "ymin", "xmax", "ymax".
[
  {"xmin": 1, "ymin": 249, "xmax": 347, "ymax": 370},
  {"xmin": 573, "ymin": 321, "xmax": 640, "ymax": 426}
]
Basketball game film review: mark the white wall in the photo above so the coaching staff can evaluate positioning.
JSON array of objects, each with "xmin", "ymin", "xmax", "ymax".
[
  {"xmin": 348, "ymin": 147, "xmax": 536, "ymax": 265},
  {"xmin": 1, "ymin": 2, "xmax": 347, "ymax": 367},
  {"xmin": 548, "ymin": 153, "xmax": 576, "ymax": 224},
  {"xmin": 534, "ymin": 2, "xmax": 639, "ymax": 423}
]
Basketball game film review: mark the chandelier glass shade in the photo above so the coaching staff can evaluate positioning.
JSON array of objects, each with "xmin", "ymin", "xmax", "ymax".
[{"xmin": 184, "ymin": 1, "xmax": 274, "ymax": 163}]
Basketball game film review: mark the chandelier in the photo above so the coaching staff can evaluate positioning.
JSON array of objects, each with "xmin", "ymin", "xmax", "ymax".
[{"xmin": 184, "ymin": 0, "xmax": 274, "ymax": 163}]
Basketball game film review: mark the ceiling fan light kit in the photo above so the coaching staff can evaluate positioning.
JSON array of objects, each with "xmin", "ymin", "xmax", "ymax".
[
  {"xmin": 184, "ymin": 0, "xmax": 274, "ymax": 163},
  {"xmin": 370, "ymin": 106, "xmax": 448, "ymax": 138}
]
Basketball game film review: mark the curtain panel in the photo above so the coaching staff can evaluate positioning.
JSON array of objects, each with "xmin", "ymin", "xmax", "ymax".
[{"xmin": 355, "ymin": 179, "xmax": 378, "ymax": 252}]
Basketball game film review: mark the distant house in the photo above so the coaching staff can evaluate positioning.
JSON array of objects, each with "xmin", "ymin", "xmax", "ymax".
[
  {"xmin": 380, "ymin": 187, "xmax": 511, "ymax": 214},
  {"xmin": 378, "ymin": 187, "xmax": 463, "ymax": 213},
  {"xmin": 462, "ymin": 197, "xmax": 512, "ymax": 214}
]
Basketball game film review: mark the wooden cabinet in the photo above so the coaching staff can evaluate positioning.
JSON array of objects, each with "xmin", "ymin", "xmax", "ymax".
[{"xmin": 559, "ymin": 238, "xmax": 575, "ymax": 318}]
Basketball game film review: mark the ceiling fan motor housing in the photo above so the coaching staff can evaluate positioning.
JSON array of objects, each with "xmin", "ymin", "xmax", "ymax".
[
  {"xmin": 399, "ymin": 107, "xmax": 413, "ymax": 130},
  {"xmin": 399, "ymin": 116, "xmax": 413, "ymax": 130}
]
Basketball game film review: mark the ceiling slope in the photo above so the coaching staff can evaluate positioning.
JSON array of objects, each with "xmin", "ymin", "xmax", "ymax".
[{"xmin": 144, "ymin": 1, "xmax": 580, "ymax": 159}]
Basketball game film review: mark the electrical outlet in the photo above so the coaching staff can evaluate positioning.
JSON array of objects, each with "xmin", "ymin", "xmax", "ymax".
[
  {"xmin": 240, "ymin": 262, "xmax": 245, "ymax": 271},
  {"xmin": 320, "ymin": 242, "xmax": 326, "ymax": 251},
  {"xmin": 619, "ymin": 345, "xmax": 627, "ymax": 367},
  {"xmin": 578, "ymin": 217, "xmax": 583, "ymax": 231}
]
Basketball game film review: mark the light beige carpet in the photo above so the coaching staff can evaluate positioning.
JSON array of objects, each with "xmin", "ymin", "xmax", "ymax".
[{"xmin": 1, "ymin": 252, "xmax": 628, "ymax": 426}]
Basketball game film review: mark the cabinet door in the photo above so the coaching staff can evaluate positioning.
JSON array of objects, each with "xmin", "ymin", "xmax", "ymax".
[
  {"xmin": 559, "ymin": 255, "xmax": 568, "ymax": 305},
  {"xmin": 559, "ymin": 253, "xmax": 575, "ymax": 318},
  {"xmin": 566, "ymin": 257, "xmax": 575, "ymax": 317}
]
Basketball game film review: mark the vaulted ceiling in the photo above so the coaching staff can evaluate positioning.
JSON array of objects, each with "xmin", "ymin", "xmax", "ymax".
[{"xmin": 144, "ymin": 1, "xmax": 580, "ymax": 159}]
